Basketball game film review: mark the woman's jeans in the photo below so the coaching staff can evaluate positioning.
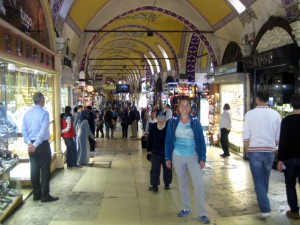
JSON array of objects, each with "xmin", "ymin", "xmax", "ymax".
[
  {"xmin": 283, "ymin": 158, "xmax": 300, "ymax": 213},
  {"xmin": 248, "ymin": 151, "xmax": 275, "ymax": 213},
  {"xmin": 172, "ymin": 153, "xmax": 207, "ymax": 217}
]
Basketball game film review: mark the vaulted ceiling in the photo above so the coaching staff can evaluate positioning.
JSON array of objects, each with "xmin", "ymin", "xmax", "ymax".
[{"xmin": 54, "ymin": 0, "xmax": 258, "ymax": 84}]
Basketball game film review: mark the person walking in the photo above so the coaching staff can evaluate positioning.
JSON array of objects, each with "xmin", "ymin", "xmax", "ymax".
[
  {"xmin": 104, "ymin": 106, "xmax": 114, "ymax": 139},
  {"xmin": 147, "ymin": 113, "xmax": 172, "ymax": 192},
  {"xmin": 22, "ymin": 92, "xmax": 59, "ymax": 202},
  {"xmin": 120, "ymin": 107, "xmax": 129, "ymax": 138},
  {"xmin": 219, "ymin": 103, "xmax": 231, "ymax": 157},
  {"xmin": 277, "ymin": 92, "xmax": 300, "ymax": 220},
  {"xmin": 145, "ymin": 109, "xmax": 157, "ymax": 133},
  {"xmin": 165, "ymin": 96, "xmax": 210, "ymax": 224},
  {"xmin": 165, "ymin": 104, "xmax": 173, "ymax": 121},
  {"xmin": 243, "ymin": 91, "xmax": 281, "ymax": 220},
  {"xmin": 129, "ymin": 106, "xmax": 138, "ymax": 138},
  {"xmin": 61, "ymin": 106, "xmax": 78, "ymax": 168},
  {"xmin": 95, "ymin": 111, "xmax": 104, "ymax": 138},
  {"xmin": 86, "ymin": 106, "xmax": 96, "ymax": 152},
  {"xmin": 77, "ymin": 111, "xmax": 95, "ymax": 165}
]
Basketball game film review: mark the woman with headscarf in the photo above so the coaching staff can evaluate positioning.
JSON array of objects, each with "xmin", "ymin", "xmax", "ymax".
[{"xmin": 77, "ymin": 110, "xmax": 95, "ymax": 165}]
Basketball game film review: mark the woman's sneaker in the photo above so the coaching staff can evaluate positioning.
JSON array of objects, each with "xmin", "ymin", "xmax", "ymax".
[
  {"xmin": 257, "ymin": 212, "xmax": 270, "ymax": 220},
  {"xmin": 198, "ymin": 215, "xmax": 210, "ymax": 224},
  {"xmin": 177, "ymin": 209, "xmax": 191, "ymax": 217}
]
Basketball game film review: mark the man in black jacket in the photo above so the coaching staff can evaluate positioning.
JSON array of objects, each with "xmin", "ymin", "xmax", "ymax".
[{"xmin": 147, "ymin": 113, "xmax": 172, "ymax": 192}]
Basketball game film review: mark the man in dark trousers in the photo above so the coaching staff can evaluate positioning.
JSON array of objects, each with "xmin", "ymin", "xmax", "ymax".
[
  {"xmin": 22, "ymin": 92, "xmax": 59, "ymax": 202},
  {"xmin": 147, "ymin": 113, "xmax": 172, "ymax": 192}
]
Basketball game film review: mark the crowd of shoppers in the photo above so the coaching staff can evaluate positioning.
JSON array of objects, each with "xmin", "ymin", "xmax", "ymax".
[{"xmin": 22, "ymin": 91, "xmax": 300, "ymax": 222}]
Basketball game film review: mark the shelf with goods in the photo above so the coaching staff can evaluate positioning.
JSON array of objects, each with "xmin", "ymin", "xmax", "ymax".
[
  {"xmin": 206, "ymin": 83, "xmax": 220, "ymax": 145},
  {"xmin": 0, "ymin": 138, "xmax": 23, "ymax": 223},
  {"xmin": 168, "ymin": 83, "xmax": 199, "ymax": 115},
  {"xmin": 219, "ymin": 83, "xmax": 245, "ymax": 152}
]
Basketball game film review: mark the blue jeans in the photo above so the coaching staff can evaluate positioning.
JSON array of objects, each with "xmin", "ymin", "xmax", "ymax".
[
  {"xmin": 248, "ymin": 151, "xmax": 275, "ymax": 213},
  {"xmin": 63, "ymin": 137, "xmax": 77, "ymax": 167},
  {"xmin": 283, "ymin": 158, "xmax": 300, "ymax": 213}
]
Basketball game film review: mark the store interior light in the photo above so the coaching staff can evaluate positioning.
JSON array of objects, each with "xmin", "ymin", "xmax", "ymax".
[{"xmin": 7, "ymin": 63, "xmax": 16, "ymax": 72}]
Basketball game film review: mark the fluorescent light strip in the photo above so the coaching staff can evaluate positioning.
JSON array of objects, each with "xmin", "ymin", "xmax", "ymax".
[{"xmin": 228, "ymin": 0, "xmax": 246, "ymax": 14}]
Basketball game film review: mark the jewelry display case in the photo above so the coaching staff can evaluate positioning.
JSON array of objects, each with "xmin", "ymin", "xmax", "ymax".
[{"xmin": 0, "ymin": 60, "xmax": 54, "ymax": 160}]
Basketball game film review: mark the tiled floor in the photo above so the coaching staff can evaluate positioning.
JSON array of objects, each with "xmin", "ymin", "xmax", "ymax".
[{"xmin": 3, "ymin": 126, "xmax": 300, "ymax": 225}]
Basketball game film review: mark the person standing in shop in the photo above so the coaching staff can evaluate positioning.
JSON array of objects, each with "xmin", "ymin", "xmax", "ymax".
[
  {"xmin": 147, "ymin": 113, "xmax": 172, "ymax": 192},
  {"xmin": 277, "ymin": 92, "xmax": 300, "ymax": 220},
  {"xmin": 243, "ymin": 91, "xmax": 281, "ymax": 220},
  {"xmin": 22, "ymin": 92, "xmax": 59, "ymax": 202},
  {"xmin": 61, "ymin": 106, "xmax": 78, "ymax": 168},
  {"xmin": 219, "ymin": 103, "xmax": 231, "ymax": 157},
  {"xmin": 165, "ymin": 96, "xmax": 210, "ymax": 224}
]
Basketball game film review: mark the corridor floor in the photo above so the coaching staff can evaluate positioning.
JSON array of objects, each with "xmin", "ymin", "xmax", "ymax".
[{"xmin": 4, "ymin": 126, "xmax": 300, "ymax": 225}]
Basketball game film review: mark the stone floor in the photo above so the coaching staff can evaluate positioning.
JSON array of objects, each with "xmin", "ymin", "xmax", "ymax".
[{"xmin": 3, "ymin": 126, "xmax": 300, "ymax": 225}]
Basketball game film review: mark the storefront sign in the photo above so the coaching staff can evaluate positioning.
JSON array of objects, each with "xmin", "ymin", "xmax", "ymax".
[
  {"xmin": 215, "ymin": 61, "xmax": 243, "ymax": 75},
  {"xmin": 103, "ymin": 84, "xmax": 115, "ymax": 90},
  {"xmin": 0, "ymin": 0, "xmax": 50, "ymax": 48},
  {"xmin": 253, "ymin": 51, "xmax": 273, "ymax": 67},
  {"xmin": 215, "ymin": 62, "xmax": 238, "ymax": 75}
]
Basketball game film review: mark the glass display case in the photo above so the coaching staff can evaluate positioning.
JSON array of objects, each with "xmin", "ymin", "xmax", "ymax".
[
  {"xmin": 0, "ymin": 60, "xmax": 54, "ymax": 159},
  {"xmin": 220, "ymin": 83, "xmax": 245, "ymax": 152},
  {"xmin": 207, "ymin": 93, "xmax": 220, "ymax": 145}
]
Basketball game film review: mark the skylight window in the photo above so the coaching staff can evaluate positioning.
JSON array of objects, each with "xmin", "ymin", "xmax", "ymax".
[
  {"xmin": 228, "ymin": 0, "xmax": 246, "ymax": 14},
  {"xmin": 157, "ymin": 44, "xmax": 171, "ymax": 71},
  {"xmin": 144, "ymin": 55, "xmax": 154, "ymax": 75},
  {"xmin": 149, "ymin": 51, "xmax": 160, "ymax": 73}
]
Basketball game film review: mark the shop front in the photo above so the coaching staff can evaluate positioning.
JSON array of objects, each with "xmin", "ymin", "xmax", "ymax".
[{"xmin": 0, "ymin": 0, "xmax": 61, "ymax": 221}]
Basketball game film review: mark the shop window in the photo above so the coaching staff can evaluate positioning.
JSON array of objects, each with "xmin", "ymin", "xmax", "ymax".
[
  {"xmin": 5, "ymin": 33, "xmax": 12, "ymax": 52},
  {"xmin": 16, "ymin": 38, "xmax": 23, "ymax": 56}
]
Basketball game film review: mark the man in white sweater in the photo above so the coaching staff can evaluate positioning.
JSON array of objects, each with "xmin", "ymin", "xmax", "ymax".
[
  {"xmin": 219, "ymin": 103, "xmax": 232, "ymax": 157},
  {"xmin": 243, "ymin": 91, "xmax": 281, "ymax": 220}
]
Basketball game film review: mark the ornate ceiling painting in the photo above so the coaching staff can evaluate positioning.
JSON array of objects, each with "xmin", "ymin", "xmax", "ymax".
[{"xmin": 55, "ymin": 0, "xmax": 258, "ymax": 84}]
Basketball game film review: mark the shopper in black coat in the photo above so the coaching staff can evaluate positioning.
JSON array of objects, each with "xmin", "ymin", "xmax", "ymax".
[{"xmin": 147, "ymin": 113, "xmax": 172, "ymax": 192}]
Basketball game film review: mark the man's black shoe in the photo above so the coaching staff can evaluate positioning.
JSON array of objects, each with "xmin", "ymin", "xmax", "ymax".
[
  {"xmin": 220, "ymin": 154, "xmax": 229, "ymax": 158},
  {"xmin": 33, "ymin": 195, "xmax": 41, "ymax": 201},
  {"xmin": 148, "ymin": 186, "xmax": 158, "ymax": 192},
  {"xmin": 164, "ymin": 185, "xmax": 170, "ymax": 190},
  {"xmin": 41, "ymin": 195, "xmax": 59, "ymax": 203}
]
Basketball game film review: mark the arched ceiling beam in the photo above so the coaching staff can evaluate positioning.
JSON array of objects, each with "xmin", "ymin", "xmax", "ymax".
[
  {"xmin": 87, "ymin": 25, "xmax": 177, "ymax": 72},
  {"xmin": 80, "ymin": 6, "xmax": 217, "ymax": 72}
]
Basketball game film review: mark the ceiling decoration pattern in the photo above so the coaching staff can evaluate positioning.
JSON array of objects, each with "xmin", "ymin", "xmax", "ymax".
[
  {"xmin": 90, "ymin": 24, "xmax": 175, "ymax": 59},
  {"xmin": 186, "ymin": 34, "xmax": 201, "ymax": 82},
  {"xmin": 88, "ymin": 24, "xmax": 177, "ymax": 73},
  {"xmin": 80, "ymin": 6, "xmax": 217, "ymax": 74},
  {"xmin": 89, "ymin": 33, "xmax": 179, "ymax": 76}
]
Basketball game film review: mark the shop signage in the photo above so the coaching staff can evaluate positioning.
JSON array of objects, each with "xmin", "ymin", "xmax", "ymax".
[
  {"xmin": 215, "ymin": 61, "xmax": 243, "ymax": 75},
  {"xmin": 103, "ymin": 84, "xmax": 115, "ymax": 90},
  {"xmin": 0, "ymin": 0, "xmax": 50, "ymax": 49},
  {"xmin": 253, "ymin": 51, "xmax": 273, "ymax": 67}
]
